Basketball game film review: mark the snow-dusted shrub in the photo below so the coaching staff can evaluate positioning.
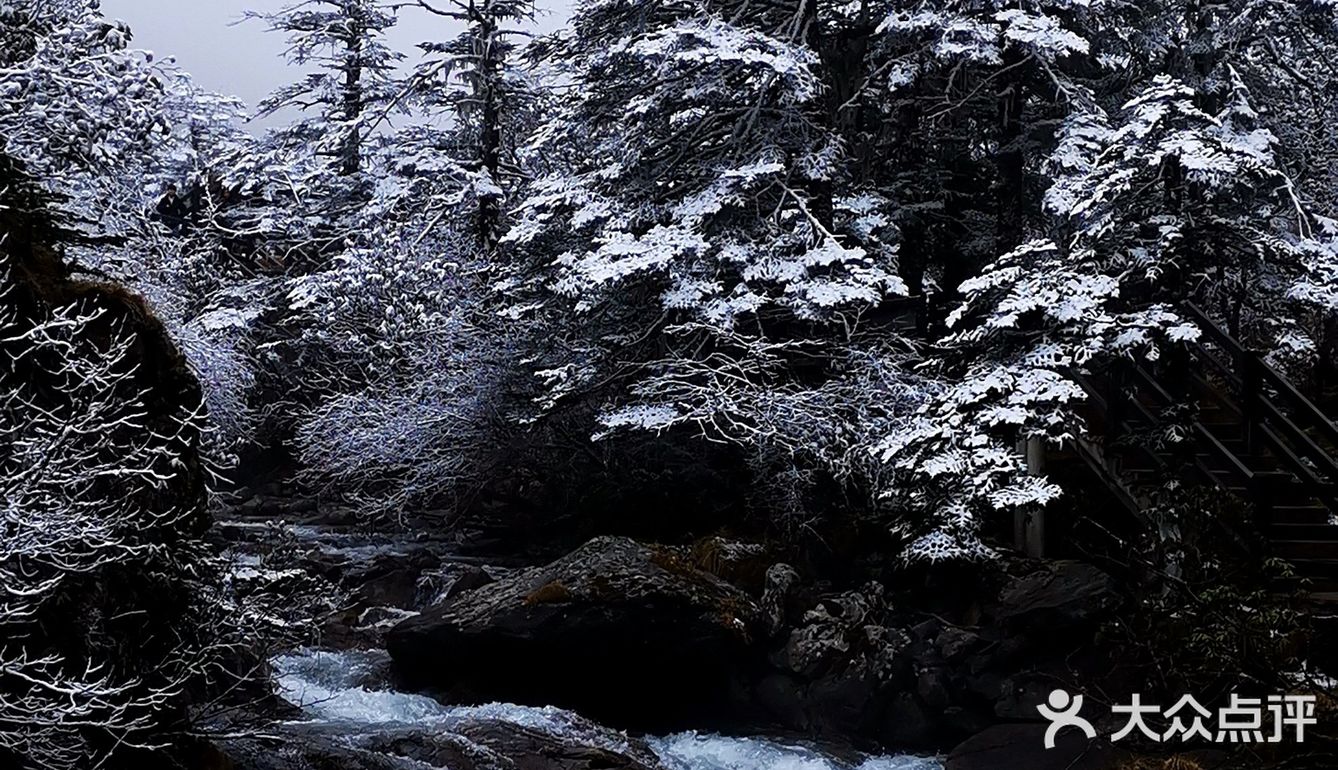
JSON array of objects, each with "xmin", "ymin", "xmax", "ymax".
[
  {"xmin": 282, "ymin": 210, "xmax": 519, "ymax": 519},
  {"xmin": 175, "ymin": 304, "xmax": 265, "ymax": 456},
  {"xmin": 73, "ymin": 223, "xmax": 274, "ymax": 467},
  {"xmin": 0, "ymin": 0, "xmax": 167, "ymax": 180},
  {"xmin": 294, "ymin": 307, "xmax": 516, "ymax": 519},
  {"xmin": 0, "ymin": 266, "xmax": 231, "ymax": 769}
]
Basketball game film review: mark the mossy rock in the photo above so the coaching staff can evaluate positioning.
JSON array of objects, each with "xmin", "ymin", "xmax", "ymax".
[{"xmin": 386, "ymin": 536, "xmax": 766, "ymax": 730}]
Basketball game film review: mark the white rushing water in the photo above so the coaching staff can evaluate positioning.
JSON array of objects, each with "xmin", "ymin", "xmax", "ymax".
[
  {"xmin": 274, "ymin": 648, "xmax": 454, "ymax": 727},
  {"xmin": 272, "ymin": 648, "xmax": 942, "ymax": 770},
  {"xmin": 649, "ymin": 733, "xmax": 938, "ymax": 770}
]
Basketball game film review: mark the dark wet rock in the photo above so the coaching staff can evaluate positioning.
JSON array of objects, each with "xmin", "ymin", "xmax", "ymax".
[
  {"xmin": 365, "ymin": 731, "xmax": 515, "ymax": 770},
  {"xmin": 805, "ymin": 667, "xmax": 881, "ymax": 738},
  {"xmin": 416, "ymin": 563, "xmax": 498, "ymax": 607},
  {"xmin": 882, "ymin": 692, "xmax": 935, "ymax": 746},
  {"xmin": 220, "ymin": 519, "xmax": 506, "ymax": 650},
  {"xmin": 219, "ymin": 732, "xmax": 410, "ymax": 770},
  {"xmin": 916, "ymin": 668, "xmax": 951, "ymax": 711},
  {"xmin": 373, "ymin": 537, "xmax": 1125, "ymax": 752},
  {"xmin": 385, "ymin": 536, "xmax": 766, "ymax": 730},
  {"xmin": 936, "ymin": 627, "xmax": 983, "ymax": 663},
  {"xmin": 688, "ymin": 536, "xmax": 774, "ymax": 594},
  {"xmin": 755, "ymin": 672, "xmax": 808, "ymax": 730},
  {"xmin": 777, "ymin": 582, "xmax": 902, "ymax": 679},
  {"xmin": 758, "ymin": 559, "xmax": 1122, "ymax": 751},
  {"xmin": 910, "ymin": 619, "xmax": 943, "ymax": 643},
  {"xmin": 945, "ymin": 723, "xmax": 1130, "ymax": 770},
  {"xmin": 364, "ymin": 720, "xmax": 664, "ymax": 770},
  {"xmin": 345, "ymin": 551, "xmax": 442, "ymax": 609},
  {"xmin": 761, "ymin": 563, "xmax": 802, "ymax": 637},
  {"xmin": 445, "ymin": 718, "xmax": 664, "ymax": 770},
  {"xmin": 781, "ymin": 612, "xmax": 852, "ymax": 679},
  {"xmin": 756, "ymin": 580, "xmax": 924, "ymax": 746},
  {"xmin": 217, "ymin": 717, "xmax": 665, "ymax": 770},
  {"xmin": 993, "ymin": 561, "xmax": 1121, "ymax": 633}
]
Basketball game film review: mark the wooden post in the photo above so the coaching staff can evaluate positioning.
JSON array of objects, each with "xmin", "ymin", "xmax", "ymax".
[
  {"xmin": 1014, "ymin": 435, "xmax": 1047, "ymax": 557},
  {"xmin": 1105, "ymin": 363, "xmax": 1126, "ymax": 444},
  {"xmin": 1241, "ymin": 353, "xmax": 1260, "ymax": 457},
  {"xmin": 1250, "ymin": 472, "xmax": 1277, "ymax": 537}
]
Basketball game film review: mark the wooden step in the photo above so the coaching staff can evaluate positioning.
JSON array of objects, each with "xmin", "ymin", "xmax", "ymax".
[
  {"xmin": 1280, "ymin": 558, "xmax": 1338, "ymax": 580},
  {"xmin": 1117, "ymin": 466, "xmax": 1161, "ymax": 479},
  {"xmin": 1219, "ymin": 483, "xmax": 1320, "ymax": 507},
  {"xmin": 1272, "ymin": 540, "xmax": 1338, "ymax": 560},
  {"xmin": 1269, "ymin": 505, "xmax": 1333, "ymax": 524},
  {"xmin": 1278, "ymin": 574, "xmax": 1338, "ymax": 593},
  {"xmin": 1194, "ymin": 446, "xmax": 1268, "ymax": 466},
  {"xmin": 1269, "ymin": 522, "xmax": 1338, "ymax": 539},
  {"xmin": 1200, "ymin": 421, "xmax": 1245, "ymax": 437}
]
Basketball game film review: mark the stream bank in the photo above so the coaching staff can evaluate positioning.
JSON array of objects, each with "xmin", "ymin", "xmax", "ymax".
[{"xmin": 204, "ymin": 500, "xmax": 1166, "ymax": 770}]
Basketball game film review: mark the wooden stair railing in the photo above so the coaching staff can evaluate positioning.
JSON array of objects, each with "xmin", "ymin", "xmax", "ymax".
[
  {"xmin": 1070, "ymin": 357, "xmax": 1288, "ymax": 558},
  {"xmin": 891, "ymin": 293, "xmax": 1338, "ymax": 590},
  {"xmin": 1074, "ymin": 302, "xmax": 1338, "ymax": 592},
  {"xmin": 1179, "ymin": 302, "xmax": 1338, "ymax": 511}
]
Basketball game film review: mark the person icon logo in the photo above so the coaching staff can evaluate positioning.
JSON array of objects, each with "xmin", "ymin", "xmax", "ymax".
[{"xmin": 1037, "ymin": 689, "xmax": 1097, "ymax": 749}]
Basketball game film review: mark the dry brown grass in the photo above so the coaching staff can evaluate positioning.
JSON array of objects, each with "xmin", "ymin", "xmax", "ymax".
[
  {"xmin": 523, "ymin": 579, "xmax": 574, "ymax": 605},
  {"xmin": 1115, "ymin": 755, "xmax": 1205, "ymax": 770}
]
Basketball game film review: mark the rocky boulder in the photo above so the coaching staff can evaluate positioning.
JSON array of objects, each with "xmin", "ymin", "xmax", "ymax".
[
  {"xmin": 945, "ymin": 724, "xmax": 1129, "ymax": 770},
  {"xmin": 755, "ymin": 580, "xmax": 917, "ymax": 743},
  {"xmin": 385, "ymin": 536, "xmax": 766, "ymax": 730},
  {"xmin": 217, "ymin": 719, "xmax": 665, "ymax": 770},
  {"xmin": 993, "ymin": 561, "xmax": 1121, "ymax": 634}
]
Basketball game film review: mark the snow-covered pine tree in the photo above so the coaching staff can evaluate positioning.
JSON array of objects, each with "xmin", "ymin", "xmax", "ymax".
[
  {"xmin": 248, "ymin": 0, "xmax": 402, "ymax": 178},
  {"xmin": 877, "ymin": 0, "xmax": 1338, "ymax": 562},
  {"xmin": 506, "ymin": 0, "xmax": 924, "ymax": 525},
  {"xmin": 407, "ymin": 0, "xmax": 536, "ymax": 250},
  {"xmin": 1212, "ymin": 1, "xmax": 1338, "ymax": 379},
  {"xmin": 277, "ymin": 0, "xmax": 543, "ymax": 519},
  {"xmin": 242, "ymin": 1, "xmax": 405, "ymax": 267},
  {"xmin": 859, "ymin": 0, "xmax": 1169, "ymax": 299}
]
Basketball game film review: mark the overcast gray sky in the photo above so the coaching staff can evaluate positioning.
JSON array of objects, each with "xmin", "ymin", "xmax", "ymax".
[{"xmin": 100, "ymin": 0, "xmax": 571, "ymax": 127}]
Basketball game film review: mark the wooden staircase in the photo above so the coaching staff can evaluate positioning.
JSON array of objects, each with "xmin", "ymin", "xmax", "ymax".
[
  {"xmin": 1071, "ymin": 302, "xmax": 1338, "ymax": 596},
  {"xmin": 889, "ymin": 293, "xmax": 1338, "ymax": 595}
]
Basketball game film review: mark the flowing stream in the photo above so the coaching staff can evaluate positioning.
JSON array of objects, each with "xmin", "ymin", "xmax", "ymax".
[{"xmin": 272, "ymin": 648, "xmax": 943, "ymax": 770}]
